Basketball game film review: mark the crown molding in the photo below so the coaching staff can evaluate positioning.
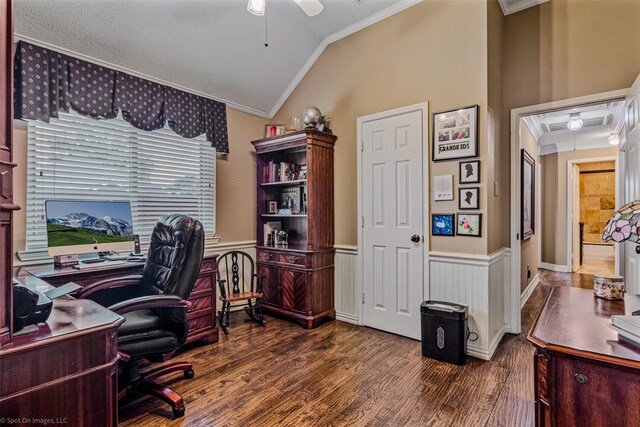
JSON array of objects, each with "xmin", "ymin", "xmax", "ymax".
[
  {"xmin": 267, "ymin": 0, "xmax": 422, "ymax": 118},
  {"xmin": 498, "ymin": 0, "xmax": 548, "ymax": 16},
  {"xmin": 13, "ymin": 33, "xmax": 272, "ymax": 119},
  {"xmin": 538, "ymin": 135, "xmax": 613, "ymax": 156}
]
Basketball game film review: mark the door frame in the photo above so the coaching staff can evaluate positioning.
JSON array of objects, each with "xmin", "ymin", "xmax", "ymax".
[
  {"xmin": 356, "ymin": 102, "xmax": 429, "ymax": 326},
  {"xmin": 509, "ymin": 89, "xmax": 628, "ymax": 334},
  {"xmin": 566, "ymin": 156, "xmax": 619, "ymax": 274}
]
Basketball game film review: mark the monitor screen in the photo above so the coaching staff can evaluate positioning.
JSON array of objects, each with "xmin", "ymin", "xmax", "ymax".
[{"xmin": 45, "ymin": 200, "xmax": 135, "ymax": 256}]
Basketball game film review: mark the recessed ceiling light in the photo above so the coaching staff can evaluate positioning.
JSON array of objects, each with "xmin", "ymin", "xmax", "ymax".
[
  {"xmin": 248, "ymin": 0, "xmax": 266, "ymax": 16},
  {"xmin": 609, "ymin": 133, "xmax": 620, "ymax": 145}
]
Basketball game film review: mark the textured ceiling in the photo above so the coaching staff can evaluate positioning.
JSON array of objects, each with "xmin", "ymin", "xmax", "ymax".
[{"xmin": 14, "ymin": 0, "xmax": 402, "ymax": 117}]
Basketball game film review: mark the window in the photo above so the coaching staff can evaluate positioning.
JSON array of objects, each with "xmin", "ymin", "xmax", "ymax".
[{"xmin": 24, "ymin": 111, "xmax": 216, "ymax": 256}]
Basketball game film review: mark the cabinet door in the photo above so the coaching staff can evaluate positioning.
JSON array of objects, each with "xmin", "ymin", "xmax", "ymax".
[
  {"xmin": 556, "ymin": 357, "xmax": 640, "ymax": 427},
  {"xmin": 280, "ymin": 268, "xmax": 307, "ymax": 313},
  {"xmin": 258, "ymin": 264, "xmax": 281, "ymax": 306}
]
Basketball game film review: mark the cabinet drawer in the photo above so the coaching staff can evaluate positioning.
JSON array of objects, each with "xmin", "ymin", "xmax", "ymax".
[
  {"xmin": 187, "ymin": 294, "xmax": 213, "ymax": 314},
  {"xmin": 192, "ymin": 275, "xmax": 214, "ymax": 293},
  {"xmin": 257, "ymin": 250, "xmax": 307, "ymax": 268},
  {"xmin": 187, "ymin": 312, "xmax": 213, "ymax": 335},
  {"xmin": 200, "ymin": 258, "xmax": 216, "ymax": 273}
]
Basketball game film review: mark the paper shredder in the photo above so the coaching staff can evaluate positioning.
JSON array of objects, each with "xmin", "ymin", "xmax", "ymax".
[{"xmin": 420, "ymin": 300, "xmax": 468, "ymax": 365}]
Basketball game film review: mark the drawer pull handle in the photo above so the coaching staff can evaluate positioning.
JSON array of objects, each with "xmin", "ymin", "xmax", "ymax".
[
  {"xmin": 575, "ymin": 373, "xmax": 588, "ymax": 384},
  {"xmin": 266, "ymin": 253, "xmax": 272, "ymax": 260},
  {"xmin": 289, "ymin": 257, "xmax": 299, "ymax": 263}
]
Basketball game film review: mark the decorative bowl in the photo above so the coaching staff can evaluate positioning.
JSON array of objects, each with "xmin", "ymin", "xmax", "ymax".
[{"xmin": 594, "ymin": 275, "xmax": 625, "ymax": 301}]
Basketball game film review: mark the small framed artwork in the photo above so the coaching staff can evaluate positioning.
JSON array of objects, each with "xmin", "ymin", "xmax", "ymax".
[
  {"xmin": 457, "ymin": 213, "xmax": 482, "ymax": 237},
  {"xmin": 459, "ymin": 160, "xmax": 480, "ymax": 184},
  {"xmin": 521, "ymin": 148, "xmax": 535, "ymax": 240},
  {"xmin": 433, "ymin": 175, "xmax": 454, "ymax": 201},
  {"xmin": 432, "ymin": 214, "xmax": 455, "ymax": 236},
  {"xmin": 458, "ymin": 187, "xmax": 479, "ymax": 210},
  {"xmin": 267, "ymin": 200, "xmax": 278, "ymax": 214},
  {"xmin": 432, "ymin": 105, "xmax": 479, "ymax": 161},
  {"xmin": 265, "ymin": 124, "xmax": 286, "ymax": 138}
]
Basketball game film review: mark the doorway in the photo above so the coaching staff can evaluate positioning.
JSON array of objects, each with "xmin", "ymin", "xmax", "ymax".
[{"xmin": 357, "ymin": 103, "xmax": 428, "ymax": 340}]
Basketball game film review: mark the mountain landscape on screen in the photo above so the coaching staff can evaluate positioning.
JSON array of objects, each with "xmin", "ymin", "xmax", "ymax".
[{"xmin": 47, "ymin": 212, "xmax": 134, "ymax": 247}]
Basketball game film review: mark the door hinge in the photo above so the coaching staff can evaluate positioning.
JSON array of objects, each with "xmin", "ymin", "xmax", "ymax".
[
  {"xmin": 362, "ymin": 292, "xmax": 365, "ymax": 304},
  {"xmin": 361, "ymin": 140, "xmax": 364, "ymax": 152},
  {"xmin": 361, "ymin": 216, "xmax": 365, "ymax": 227}
]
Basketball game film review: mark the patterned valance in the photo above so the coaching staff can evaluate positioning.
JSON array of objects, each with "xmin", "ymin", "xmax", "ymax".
[{"xmin": 14, "ymin": 41, "xmax": 229, "ymax": 153}]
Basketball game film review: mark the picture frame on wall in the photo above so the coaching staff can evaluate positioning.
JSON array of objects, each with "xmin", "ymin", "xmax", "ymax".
[
  {"xmin": 459, "ymin": 160, "xmax": 480, "ymax": 184},
  {"xmin": 458, "ymin": 187, "xmax": 479, "ymax": 210},
  {"xmin": 521, "ymin": 148, "xmax": 535, "ymax": 240},
  {"xmin": 432, "ymin": 105, "xmax": 479, "ymax": 161},
  {"xmin": 432, "ymin": 214, "xmax": 455, "ymax": 236},
  {"xmin": 433, "ymin": 175, "xmax": 454, "ymax": 201},
  {"xmin": 457, "ymin": 213, "xmax": 482, "ymax": 237}
]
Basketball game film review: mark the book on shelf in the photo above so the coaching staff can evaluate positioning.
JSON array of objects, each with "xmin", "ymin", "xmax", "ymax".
[
  {"xmin": 263, "ymin": 221, "xmax": 282, "ymax": 245},
  {"xmin": 611, "ymin": 315, "xmax": 640, "ymax": 346}
]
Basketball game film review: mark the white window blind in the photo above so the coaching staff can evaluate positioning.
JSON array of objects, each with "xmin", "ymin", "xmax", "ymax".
[{"xmin": 25, "ymin": 111, "xmax": 215, "ymax": 255}]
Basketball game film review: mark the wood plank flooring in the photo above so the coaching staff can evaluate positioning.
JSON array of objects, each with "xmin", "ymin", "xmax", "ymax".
[{"xmin": 119, "ymin": 271, "xmax": 580, "ymax": 427}]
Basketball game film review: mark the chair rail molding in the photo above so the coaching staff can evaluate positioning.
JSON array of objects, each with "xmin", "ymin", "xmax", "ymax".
[{"xmin": 428, "ymin": 248, "xmax": 510, "ymax": 360}]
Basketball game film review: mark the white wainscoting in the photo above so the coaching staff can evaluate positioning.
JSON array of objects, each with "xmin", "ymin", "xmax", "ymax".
[
  {"xmin": 429, "ymin": 248, "xmax": 510, "ymax": 361},
  {"xmin": 334, "ymin": 245, "xmax": 359, "ymax": 324}
]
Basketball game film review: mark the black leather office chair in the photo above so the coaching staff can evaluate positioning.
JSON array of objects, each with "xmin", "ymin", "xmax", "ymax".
[{"xmin": 78, "ymin": 214, "xmax": 204, "ymax": 418}]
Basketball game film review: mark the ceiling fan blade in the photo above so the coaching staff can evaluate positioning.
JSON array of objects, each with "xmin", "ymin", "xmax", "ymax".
[{"xmin": 295, "ymin": 0, "xmax": 324, "ymax": 17}]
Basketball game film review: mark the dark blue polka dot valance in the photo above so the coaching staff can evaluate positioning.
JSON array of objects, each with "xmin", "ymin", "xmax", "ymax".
[{"xmin": 14, "ymin": 41, "xmax": 229, "ymax": 153}]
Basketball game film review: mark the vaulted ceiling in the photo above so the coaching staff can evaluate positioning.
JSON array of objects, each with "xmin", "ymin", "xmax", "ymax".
[{"xmin": 14, "ymin": 0, "xmax": 413, "ymax": 118}]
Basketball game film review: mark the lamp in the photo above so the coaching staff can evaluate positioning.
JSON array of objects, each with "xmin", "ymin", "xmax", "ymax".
[
  {"xmin": 609, "ymin": 133, "xmax": 620, "ymax": 146},
  {"xmin": 567, "ymin": 113, "xmax": 583, "ymax": 131},
  {"xmin": 602, "ymin": 199, "xmax": 640, "ymax": 250},
  {"xmin": 248, "ymin": 0, "xmax": 266, "ymax": 16}
]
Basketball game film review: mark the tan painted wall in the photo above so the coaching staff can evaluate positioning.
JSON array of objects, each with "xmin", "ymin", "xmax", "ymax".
[
  {"xmin": 503, "ymin": 0, "xmax": 640, "ymax": 248},
  {"xmin": 520, "ymin": 123, "xmax": 538, "ymax": 293},
  {"xmin": 11, "ymin": 107, "xmax": 265, "ymax": 262},
  {"xmin": 487, "ymin": 0, "xmax": 505, "ymax": 254},
  {"xmin": 273, "ymin": 0, "xmax": 490, "ymax": 254},
  {"xmin": 541, "ymin": 147, "xmax": 618, "ymax": 267},
  {"xmin": 579, "ymin": 162, "xmax": 615, "ymax": 244}
]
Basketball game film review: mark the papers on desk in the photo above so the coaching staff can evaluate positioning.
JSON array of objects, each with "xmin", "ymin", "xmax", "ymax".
[{"xmin": 611, "ymin": 315, "xmax": 640, "ymax": 346}]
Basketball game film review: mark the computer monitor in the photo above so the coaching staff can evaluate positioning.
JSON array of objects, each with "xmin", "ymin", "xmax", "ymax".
[{"xmin": 45, "ymin": 200, "xmax": 135, "ymax": 256}]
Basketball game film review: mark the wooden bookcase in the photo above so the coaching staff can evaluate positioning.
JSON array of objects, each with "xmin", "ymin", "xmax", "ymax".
[{"xmin": 251, "ymin": 129, "xmax": 336, "ymax": 329}]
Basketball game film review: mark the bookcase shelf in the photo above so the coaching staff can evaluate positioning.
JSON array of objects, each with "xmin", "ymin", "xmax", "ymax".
[
  {"xmin": 261, "ymin": 179, "xmax": 307, "ymax": 187},
  {"xmin": 251, "ymin": 129, "xmax": 337, "ymax": 329}
]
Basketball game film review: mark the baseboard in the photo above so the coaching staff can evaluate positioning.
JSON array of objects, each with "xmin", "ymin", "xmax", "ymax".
[
  {"xmin": 467, "ymin": 325, "xmax": 505, "ymax": 361},
  {"xmin": 539, "ymin": 262, "xmax": 570, "ymax": 272},
  {"xmin": 521, "ymin": 273, "xmax": 540, "ymax": 308},
  {"xmin": 335, "ymin": 312, "xmax": 359, "ymax": 325}
]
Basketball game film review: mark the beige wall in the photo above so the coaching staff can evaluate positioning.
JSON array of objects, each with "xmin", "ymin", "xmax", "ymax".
[
  {"xmin": 520, "ymin": 123, "xmax": 538, "ymax": 293},
  {"xmin": 11, "ymin": 107, "xmax": 265, "ymax": 262},
  {"xmin": 273, "ymin": 0, "xmax": 490, "ymax": 254},
  {"xmin": 503, "ymin": 0, "xmax": 640, "ymax": 249},
  {"xmin": 541, "ymin": 147, "xmax": 618, "ymax": 267}
]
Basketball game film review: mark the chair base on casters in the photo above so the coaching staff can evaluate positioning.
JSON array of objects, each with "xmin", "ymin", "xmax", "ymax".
[
  {"xmin": 120, "ymin": 360, "xmax": 195, "ymax": 418},
  {"xmin": 218, "ymin": 299, "xmax": 266, "ymax": 334}
]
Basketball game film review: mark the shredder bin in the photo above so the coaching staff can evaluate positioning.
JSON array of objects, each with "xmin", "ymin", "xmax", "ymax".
[{"xmin": 420, "ymin": 300, "xmax": 468, "ymax": 365}]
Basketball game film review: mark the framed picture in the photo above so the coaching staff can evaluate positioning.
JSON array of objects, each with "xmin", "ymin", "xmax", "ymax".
[
  {"xmin": 521, "ymin": 148, "xmax": 535, "ymax": 240},
  {"xmin": 458, "ymin": 187, "xmax": 479, "ymax": 210},
  {"xmin": 432, "ymin": 214, "xmax": 455, "ymax": 236},
  {"xmin": 433, "ymin": 175, "xmax": 454, "ymax": 201},
  {"xmin": 432, "ymin": 105, "xmax": 479, "ymax": 161},
  {"xmin": 457, "ymin": 213, "xmax": 481, "ymax": 237},
  {"xmin": 267, "ymin": 200, "xmax": 278, "ymax": 214},
  {"xmin": 459, "ymin": 160, "xmax": 480, "ymax": 184},
  {"xmin": 265, "ymin": 124, "xmax": 286, "ymax": 138}
]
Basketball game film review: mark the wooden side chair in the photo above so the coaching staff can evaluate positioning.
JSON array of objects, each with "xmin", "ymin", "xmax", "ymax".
[{"xmin": 216, "ymin": 251, "xmax": 266, "ymax": 333}]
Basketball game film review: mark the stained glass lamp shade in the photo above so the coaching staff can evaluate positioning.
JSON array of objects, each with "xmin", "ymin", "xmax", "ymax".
[{"xmin": 602, "ymin": 200, "xmax": 640, "ymax": 244}]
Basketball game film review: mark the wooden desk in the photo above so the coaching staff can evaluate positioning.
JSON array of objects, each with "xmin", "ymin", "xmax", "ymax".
[
  {"xmin": 528, "ymin": 287, "xmax": 640, "ymax": 427},
  {"xmin": 24, "ymin": 252, "xmax": 219, "ymax": 345},
  {"xmin": 0, "ymin": 268, "xmax": 124, "ymax": 426}
]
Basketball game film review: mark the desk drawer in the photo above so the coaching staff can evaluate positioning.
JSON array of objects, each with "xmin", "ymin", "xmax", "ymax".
[
  {"xmin": 257, "ymin": 250, "xmax": 307, "ymax": 268},
  {"xmin": 192, "ymin": 275, "xmax": 214, "ymax": 293},
  {"xmin": 187, "ymin": 312, "xmax": 214, "ymax": 335},
  {"xmin": 187, "ymin": 294, "xmax": 213, "ymax": 314}
]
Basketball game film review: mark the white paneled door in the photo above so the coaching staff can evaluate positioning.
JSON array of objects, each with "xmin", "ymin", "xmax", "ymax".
[
  {"xmin": 624, "ymin": 73, "xmax": 640, "ymax": 294},
  {"xmin": 360, "ymin": 106, "xmax": 425, "ymax": 340}
]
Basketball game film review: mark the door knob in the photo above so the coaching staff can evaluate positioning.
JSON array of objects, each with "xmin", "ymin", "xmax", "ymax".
[{"xmin": 411, "ymin": 234, "xmax": 420, "ymax": 243}]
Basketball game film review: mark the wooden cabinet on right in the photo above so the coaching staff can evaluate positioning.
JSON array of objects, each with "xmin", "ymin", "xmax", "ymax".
[{"xmin": 528, "ymin": 287, "xmax": 640, "ymax": 427}]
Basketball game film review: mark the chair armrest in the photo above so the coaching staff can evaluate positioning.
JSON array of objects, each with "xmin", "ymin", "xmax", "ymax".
[
  {"xmin": 253, "ymin": 273, "xmax": 266, "ymax": 293},
  {"xmin": 77, "ymin": 275, "xmax": 143, "ymax": 299},
  {"xmin": 107, "ymin": 295, "xmax": 191, "ymax": 316}
]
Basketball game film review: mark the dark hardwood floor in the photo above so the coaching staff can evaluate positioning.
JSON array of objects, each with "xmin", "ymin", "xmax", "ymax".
[{"xmin": 119, "ymin": 270, "xmax": 583, "ymax": 426}]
